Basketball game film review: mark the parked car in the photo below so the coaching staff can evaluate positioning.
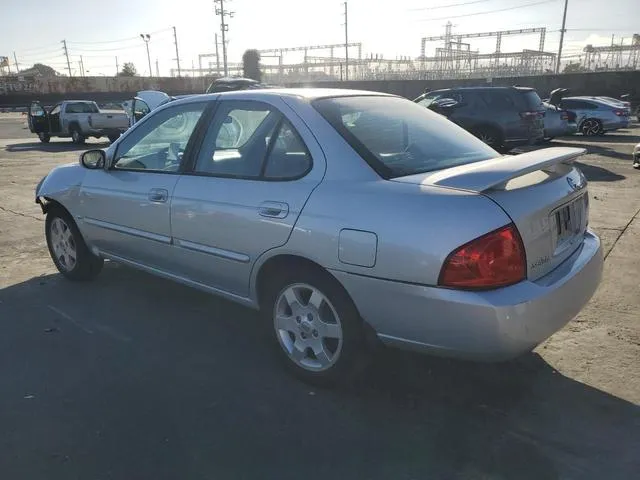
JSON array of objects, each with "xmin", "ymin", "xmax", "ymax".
[
  {"xmin": 633, "ymin": 143, "xmax": 640, "ymax": 169},
  {"xmin": 414, "ymin": 86, "xmax": 546, "ymax": 152},
  {"xmin": 542, "ymin": 101, "xmax": 577, "ymax": 140},
  {"xmin": 596, "ymin": 96, "xmax": 632, "ymax": 113},
  {"xmin": 122, "ymin": 90, "xmax": 172, "ymax": 126},
  {"xmin": 205, "ymin": 76, "xmax": 271, "ymax": 94},
  {"xmin": 35, "ymin": 89, "xmax": 603, "ymax": 384},
  {"xmin": 547, "ymin": 89, "xmax": 630, "ymax": 136},
  {"xmin": 28, "ymin": 100, "xmax": 129, "ymax": 144}
]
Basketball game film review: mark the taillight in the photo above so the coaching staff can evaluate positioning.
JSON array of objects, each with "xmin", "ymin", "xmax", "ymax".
[
  {"xmin": 439, "ymin": 224, "xmax": 526, "ymax": 289},
  {"xmin": 560, "ymin": 111, "xmax": 569, "ymax": 120},
  {"xmin": 614, "ymin": 110, "xmax": 626, "ymax": 116}
]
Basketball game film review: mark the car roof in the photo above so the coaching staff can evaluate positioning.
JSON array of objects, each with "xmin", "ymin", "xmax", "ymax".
[
  {"xmin": 427, "ymin": 86, "xmax": 534, "ymax": 93},
  {"xmin": 170, "ymin": 88, "xmax": 396, "ymax": 106}
]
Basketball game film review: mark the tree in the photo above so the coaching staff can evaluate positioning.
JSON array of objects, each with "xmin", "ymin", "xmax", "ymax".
[
  {"xmin": 242, "ymin": 49, "xmax": 261, "ymax": 82},
  {"xmin": 19, "ymin": 63, "xmax": 58, "ymax": 76},
  {"xmin": 563, "ymin": 62, "xmax": 587, "ymax": 74},
  {"xmin": 118, "ymin": 62, "xmax": 138, "ymax": 77}
]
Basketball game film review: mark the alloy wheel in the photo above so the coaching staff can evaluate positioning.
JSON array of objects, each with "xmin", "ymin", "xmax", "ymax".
[
  {"xmin": 49, "ymin": 217, "xmax": 77, "ymax": 271},
  {"xmin": 582, "ymin": 119, "xmax": 601, "ymax": 136},
  {"xmin": 273, "ymin": 283, "xmax": 343, "ymax": 372}
]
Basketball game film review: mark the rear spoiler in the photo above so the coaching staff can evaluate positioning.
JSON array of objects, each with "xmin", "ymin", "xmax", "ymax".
[{"xmin": 414, "ymin": 147, "xmax": 586, "ymax": 192}]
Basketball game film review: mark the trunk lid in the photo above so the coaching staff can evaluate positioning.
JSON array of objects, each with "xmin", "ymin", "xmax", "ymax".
[{"xmin": 392, "ymin": 147, "xmax": 590, "ymax": 280}]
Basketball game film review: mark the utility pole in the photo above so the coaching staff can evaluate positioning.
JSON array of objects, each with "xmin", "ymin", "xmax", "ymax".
[
  {"xmin": 140, "ymin": 33, "xmax": 152, "ymax": 77},
  {"xmin": 62, "ymin": 40, "xmax": 72, "ymax": 77},
  {"xmin": 80, "ymin": 56, "xmax": 85, "ymax": 76},
  {"xmin": 173, "ymin": 26, "xmax": 182, "ymax": 77},
  {"xmin": 215, "ymin": 33, "xmax": 221, "ymax": 75},
  {"xmin": 556, "ymin": 0, "xmax": 568, "ymax": 74},
  {"xmin": 13, "ymin": 52, "xmax": 19, "ymax": 73},
  {"xmin": 116, "ymin": 56, "xmax": 119, "ymax": 75},
  {"xmin": 343, "ymin": 1, "xmax": 349, "ymax": 81},
  {"xmin": 215, "ymin": 0, "xmax": 234, "ymax": 76},
  {"xmin": 156, "ymin": 58, "xmax": 160, "ymax": 77}
]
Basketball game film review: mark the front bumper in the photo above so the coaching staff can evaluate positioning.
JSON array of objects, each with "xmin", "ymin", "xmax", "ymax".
[{"xmin": 331, "ymin": 230, "xmax": 603, "ymax": 361}]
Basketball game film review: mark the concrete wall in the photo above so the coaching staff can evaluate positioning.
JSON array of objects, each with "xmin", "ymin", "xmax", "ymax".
[
  {"xmin": 1, "ymin": 70, "xmax": 639, "ymax": 108},
  {"xmin": 0, "ymin": 75, "xmax": 213, "ymax": 107},
  {"xmin": 288, "ymin": 71, "xmax": 640, "ymax": 101}
]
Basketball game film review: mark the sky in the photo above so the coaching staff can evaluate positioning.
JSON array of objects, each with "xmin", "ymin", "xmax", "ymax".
[{"xmin": 1, "ymin": 0, "xmax": 638, "ymax": 76}]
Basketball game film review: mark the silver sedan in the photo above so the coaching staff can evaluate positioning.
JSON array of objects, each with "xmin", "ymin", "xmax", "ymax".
[{"xmin": 35, "ymin": 89, "xmax": 603, "ymax": 384}]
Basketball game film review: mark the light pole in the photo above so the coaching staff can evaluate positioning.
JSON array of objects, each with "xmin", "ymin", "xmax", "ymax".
[{"xmin": 140, "ymin": 33, "xmax": 152, "ymax": 77}]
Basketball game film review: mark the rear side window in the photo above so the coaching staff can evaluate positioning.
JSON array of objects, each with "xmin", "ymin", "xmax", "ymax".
[
  {"xmin": 313, "ymin": 95, "xmax": 497, "ymax": 179},
  {"xmin": 521, "ymin": 90, "xmax": 544, "ymax": 110},
  {"xmin": 480, "ymin": 91, "xmax": 515, "ymax": 110}
]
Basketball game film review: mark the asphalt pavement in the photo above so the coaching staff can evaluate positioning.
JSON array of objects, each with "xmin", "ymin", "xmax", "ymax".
[{"xmin": 1, "ymin": 115, "xmax": 639, "ymax": 480}]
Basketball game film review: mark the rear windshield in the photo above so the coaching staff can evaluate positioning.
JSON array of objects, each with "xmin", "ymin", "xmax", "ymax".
[
  {"xmin": 520, "ymin": 90, "xmax": 544, "ymax": 110},
  {"xmin": 312, "ymin": 95, "xmax": 497, "ymax": 179}
]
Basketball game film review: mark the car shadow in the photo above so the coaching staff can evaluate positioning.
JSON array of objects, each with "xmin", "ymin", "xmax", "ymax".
[
  {"xmin": 574, "ymin": 160, "xmax": 626, "ymax": 182},
  {"xmin": 4, "ymin": 140, "xmax": 111, "ymax": 153},
  {"xmin": 561, "ymin": 133, "xmax": 640, "ymax": 144},
  {"xmin": 550, "ymin": 139, "xmax": 633, "ymax": 163},
  {"xmin": 0, "ymin": 266, "xmax": 638, "ymax": 479}
]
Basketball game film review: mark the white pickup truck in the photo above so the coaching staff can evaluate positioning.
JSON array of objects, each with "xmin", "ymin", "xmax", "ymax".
[{"xmin": 28, "ymin": 100, "xmax": 129, "ymax": 144}]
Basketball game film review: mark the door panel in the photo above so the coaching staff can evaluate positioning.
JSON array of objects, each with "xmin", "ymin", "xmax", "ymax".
[
  {"xmin": 170, "ymin": 99, "xmax": 325, "ymax": 297},
  {"xmin": 28, "ymin": 102, "xmax": 49, "ymax": 134},
  {"xmin": 78, "ymin": 101, "xmax": 209, "ymax": 268}
]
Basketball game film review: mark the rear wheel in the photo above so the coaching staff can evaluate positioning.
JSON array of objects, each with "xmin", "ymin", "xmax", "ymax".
[
  {"xmin": 38, "ymin": 132, "xmax": 50, "ymax": 143},
  {"xmin": 263, "ymin": 266, "xmax": 370, "ymax": 385},
  {"xmin": 472, "ymin": 126, "xmax": 502, "ymax": 149},
  {"xmin": 70, "ymin": 126, "xmax": 85, "ymax": 145},
  {"xmin": 45, "ymin": 207, "xmax": 103, "ymax": 281},
  {"xmin": 580, "ymin": 118, "xmax": 603, "ymax": 136}
]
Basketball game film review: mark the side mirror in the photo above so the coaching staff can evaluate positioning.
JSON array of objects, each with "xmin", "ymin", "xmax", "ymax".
[{"xmin": 80, "ymin": 149, "xmax": 106, "ymax": 169}]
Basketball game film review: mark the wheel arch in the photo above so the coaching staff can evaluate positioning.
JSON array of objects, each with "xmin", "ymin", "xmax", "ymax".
[{"xmin": 252, "ymin": 252, "xmax": 380, "ymax": 346}]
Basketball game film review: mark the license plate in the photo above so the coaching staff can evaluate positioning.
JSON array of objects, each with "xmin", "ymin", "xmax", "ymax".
[{"xmin": 553, "ymin": 195, "xmax": 586, "ymax": 247}]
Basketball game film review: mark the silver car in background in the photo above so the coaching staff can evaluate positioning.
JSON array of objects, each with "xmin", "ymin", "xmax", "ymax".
[
  {"xmin": 35, "ymin": 89, "xmax": 603, "ymax": 384},
  {"xmin": 542, "ymin": 101, "xmax": 578, "ymax": 140},
  {"xmin": 559, "ymin": 96, "xmax": 630, "ymax": 136}
]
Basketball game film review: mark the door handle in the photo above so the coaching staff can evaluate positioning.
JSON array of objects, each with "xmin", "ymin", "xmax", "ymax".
[
  {"xmin": 148, "ymin": 188, "xmax": 168, "ymax": 203},
  {"xmin": 258, "ymin": 201, "xmax": 289, "ymax": 219}
]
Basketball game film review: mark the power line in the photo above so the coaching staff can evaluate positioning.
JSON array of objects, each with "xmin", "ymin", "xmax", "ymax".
[
  {"xmin": 415, "ymin": 0, "xmax": 560, "ymax": 22},
  {"xmin": 408, "ymin": 0, "xmax": 495, "ymax": 12}
]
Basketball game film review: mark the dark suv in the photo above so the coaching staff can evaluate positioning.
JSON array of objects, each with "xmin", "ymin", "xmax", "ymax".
[{"xmin": 414, "ymin": 86, "xmax": 546, "ymax": 151}]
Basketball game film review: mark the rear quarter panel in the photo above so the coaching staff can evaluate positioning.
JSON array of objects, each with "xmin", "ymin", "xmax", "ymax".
[{"xmin": 270, "ymin": 179, "xmax": 512, "ymax": 287}]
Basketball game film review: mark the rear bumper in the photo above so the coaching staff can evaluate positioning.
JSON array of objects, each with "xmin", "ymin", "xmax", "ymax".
[
  {"xmin": 331, "ymin": 230, "xmax": 603, "ymax": 361},
  {"xmin": 602, "ymin": 118, "xmax": 630, "ymax": 130}
]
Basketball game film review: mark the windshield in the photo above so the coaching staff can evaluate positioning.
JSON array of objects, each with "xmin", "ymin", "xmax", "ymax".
[{"xmin": 313, "ymin": 95, "xmax": 498, "ymax": 179}]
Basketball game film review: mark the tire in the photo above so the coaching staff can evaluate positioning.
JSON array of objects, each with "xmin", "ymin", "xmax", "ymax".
[
  {"xmin": 471, "ymin": 126, "xmax": 502, "ymax": 149},
  {"xmin": 45, "ymin": 206, "xmax": 103, "ymax": 281},
  {"xmin": 70, "ymin": 126, "xmax": 85, "ymax": 145},
  {"xmin": 262, "ymin": 265, "xmax": 370, "ymax": 385},
  {"xmin": 580, "ymin": 118, "xmax": 603, "ymax": 136},
  {"xmin": 108, "ymin": 133, "xmax": 120, "ymax": 143},
  {"xmin": 38, "ymin": 132, "xmax": 50, "ymax": 143}
]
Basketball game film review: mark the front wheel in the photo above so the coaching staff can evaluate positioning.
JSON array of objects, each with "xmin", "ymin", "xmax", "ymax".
[
  {"xmin": 263, "ymin": 267, "xmax": 370, "ymax": 385},
  {"xmin": 45, "ymin": 208, "xmax": 103, "ymax": 281},
  {"xmin": 38, "ymin": 132, "xmax": 50, "ymax": 143}
]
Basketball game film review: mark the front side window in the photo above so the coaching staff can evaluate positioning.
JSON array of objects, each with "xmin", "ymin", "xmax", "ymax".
[
  {"xmin": 194, "ymin": 101, "xmax": 312, "ymax": 180},
  {"xmin": 113, "ymin": 102, "xmax": 207, "ymax": 172},
  {"xmin": 50, "ymin": 105, "xmax": 61, "ymax": 115},
  {"xmin": 313, "ymin": 95, "xmax": 497, "ymax": 179}
]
